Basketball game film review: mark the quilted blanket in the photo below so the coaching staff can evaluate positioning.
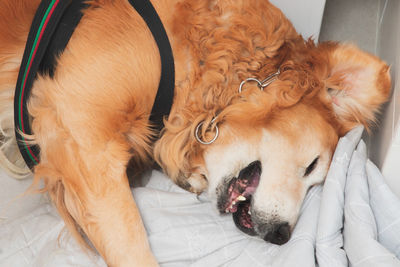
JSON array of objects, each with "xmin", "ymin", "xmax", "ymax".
[{"xmin": 1, "ymin": 127, "xmax": 399, "ymax": 267}]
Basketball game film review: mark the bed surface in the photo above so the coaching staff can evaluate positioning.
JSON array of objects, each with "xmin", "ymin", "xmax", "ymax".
[{"xmin": 1, "ymin": 127, "xmax": 400, "ymax": 267}]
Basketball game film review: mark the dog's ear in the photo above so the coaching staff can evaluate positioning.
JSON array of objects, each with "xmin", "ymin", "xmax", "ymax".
[{"xmin": 317, "ymin": 43, "xmax": 391, "ymax": 135}]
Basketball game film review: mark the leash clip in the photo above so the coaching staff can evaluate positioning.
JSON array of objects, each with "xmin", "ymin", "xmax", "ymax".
[{"xmin": 238, "ymin": 69, "xmax": 280, "ymax": 93}]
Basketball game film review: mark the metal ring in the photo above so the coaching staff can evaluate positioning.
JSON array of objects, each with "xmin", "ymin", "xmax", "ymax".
[
  {"xmin": 238, "ymin": 78, "xmax": 262, "ymax": 93},
  {"xmin": 195, "ymin": 120, "xmax": 219, "ymax": 145}
]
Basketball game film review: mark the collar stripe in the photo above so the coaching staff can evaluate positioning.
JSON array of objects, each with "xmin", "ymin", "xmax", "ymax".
[{"xmin": 16, "ymin": 0, "xmax": 59, "ymax": 165}]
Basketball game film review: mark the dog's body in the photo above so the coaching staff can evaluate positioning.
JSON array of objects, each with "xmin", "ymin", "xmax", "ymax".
[{"xmin": 0, "ymin": 0, "xmax": 391, "ymax": 266}]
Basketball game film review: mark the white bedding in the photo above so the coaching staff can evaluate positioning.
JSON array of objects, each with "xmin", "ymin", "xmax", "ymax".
[{"xmin": 1, "ymin": 127, "xmax": 400, "ymax": 267}]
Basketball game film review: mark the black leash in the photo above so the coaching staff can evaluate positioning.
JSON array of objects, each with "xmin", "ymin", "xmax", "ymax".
[{"xmin": 14, "ymin": 0, "xmax": 175, "ymax": 170}]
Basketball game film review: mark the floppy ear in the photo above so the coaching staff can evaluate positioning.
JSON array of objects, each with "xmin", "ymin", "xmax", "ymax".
[{"xmin": 320, "ymin": 43, "xmax": 391, "ymax": 135}]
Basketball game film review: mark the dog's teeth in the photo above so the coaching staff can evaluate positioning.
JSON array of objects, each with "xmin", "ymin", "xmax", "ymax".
[
  {"xmin": 237, "ymin": 195, "xmax": 246, "ymax": 201},
  {"xmin": 248, "ymin": 210, "xmax": 251, "ymax": 215},
  {"xmin": 225, "ymin": 209, "xmax": 229, "ymax": 213},
  {"xmin": 232, "ymin": 201, "xmax": 236, "ymax": 205}
]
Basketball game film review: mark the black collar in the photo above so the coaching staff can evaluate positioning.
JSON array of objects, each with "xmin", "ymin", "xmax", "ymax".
[
  {"xmin": 129, "ymin": 0, "xmax": 175, "ymax": 133},
  {"xmin": 14, "ymin": 0, "xmax": 175, "ymax": 170}
]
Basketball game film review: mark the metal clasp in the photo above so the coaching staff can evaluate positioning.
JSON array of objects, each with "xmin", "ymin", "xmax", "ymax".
[{"xmin": 238, "ymin": 69, "xmax": 280, "ymax": 93}]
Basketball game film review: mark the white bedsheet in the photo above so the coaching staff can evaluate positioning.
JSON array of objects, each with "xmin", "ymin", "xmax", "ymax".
[{"xmin": 1, "ymin": 127, "xmax": 400, "ymax": 267}]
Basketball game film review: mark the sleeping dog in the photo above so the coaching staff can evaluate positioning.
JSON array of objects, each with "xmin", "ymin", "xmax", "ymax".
[{"xmin": 0, "ymin": 0, "xmax": 390, "ymax": 266}]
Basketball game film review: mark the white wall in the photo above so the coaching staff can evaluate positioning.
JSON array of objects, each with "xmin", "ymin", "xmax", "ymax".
[
  {"xmin": 270, "ymin": 0, "xmax": 326, "ymax": 41},
  {"xmin": 369, "ymin": 0, "xmax": 400, "ymax": 197}
]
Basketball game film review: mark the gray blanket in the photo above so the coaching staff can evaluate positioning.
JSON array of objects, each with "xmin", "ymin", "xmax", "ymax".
[{"xmin": 1, "ymin": 127, "xmax": 399, "ymax": 266}]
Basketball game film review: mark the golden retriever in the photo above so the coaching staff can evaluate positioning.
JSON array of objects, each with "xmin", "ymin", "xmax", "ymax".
[{"xmin": 0, "ymin": 0, "xmax": 391, "ymax": 266}]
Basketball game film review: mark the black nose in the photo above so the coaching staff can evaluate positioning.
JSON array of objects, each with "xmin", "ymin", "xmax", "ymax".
[{"xmin": 264, "ymin": 222, "xmax": 291, "ymax": 245}]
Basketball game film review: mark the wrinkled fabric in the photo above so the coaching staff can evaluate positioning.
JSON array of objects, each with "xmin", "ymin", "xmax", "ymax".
[{"xmin": 1, "ymin": 127, "xmax": 399, "ymax": 267}]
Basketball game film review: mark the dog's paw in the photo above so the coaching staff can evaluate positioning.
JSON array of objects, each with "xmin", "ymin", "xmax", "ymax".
[{"xmin": 186, "ymin": 173, "xmax": 208, "ymax": 194}]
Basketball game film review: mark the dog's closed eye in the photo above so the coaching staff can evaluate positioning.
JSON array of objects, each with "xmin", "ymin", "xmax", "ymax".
[{"xmin": 304, "ymin": 156, "xmax": 319, "ymax": 177}]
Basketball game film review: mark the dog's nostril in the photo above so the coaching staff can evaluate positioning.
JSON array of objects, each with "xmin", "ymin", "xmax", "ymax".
[{"xmin": 264, "ymin": 222, "xmax": 291, "ymax": 245}]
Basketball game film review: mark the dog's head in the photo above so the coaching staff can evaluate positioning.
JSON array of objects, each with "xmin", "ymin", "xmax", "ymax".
[{"xmin": 155, "ymin": 42, "xmax": 390, "ymax": 244}]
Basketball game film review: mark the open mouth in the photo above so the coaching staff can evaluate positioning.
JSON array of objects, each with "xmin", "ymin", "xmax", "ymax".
[{"xmin": 217, "ymin": 161, "xmax": 261, "ymax": 235}]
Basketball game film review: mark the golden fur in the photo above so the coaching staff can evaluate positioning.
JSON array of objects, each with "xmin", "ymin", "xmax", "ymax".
[{"xmin": 0, "ymin": 0, "xmax": 391, "ymax": 266}]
